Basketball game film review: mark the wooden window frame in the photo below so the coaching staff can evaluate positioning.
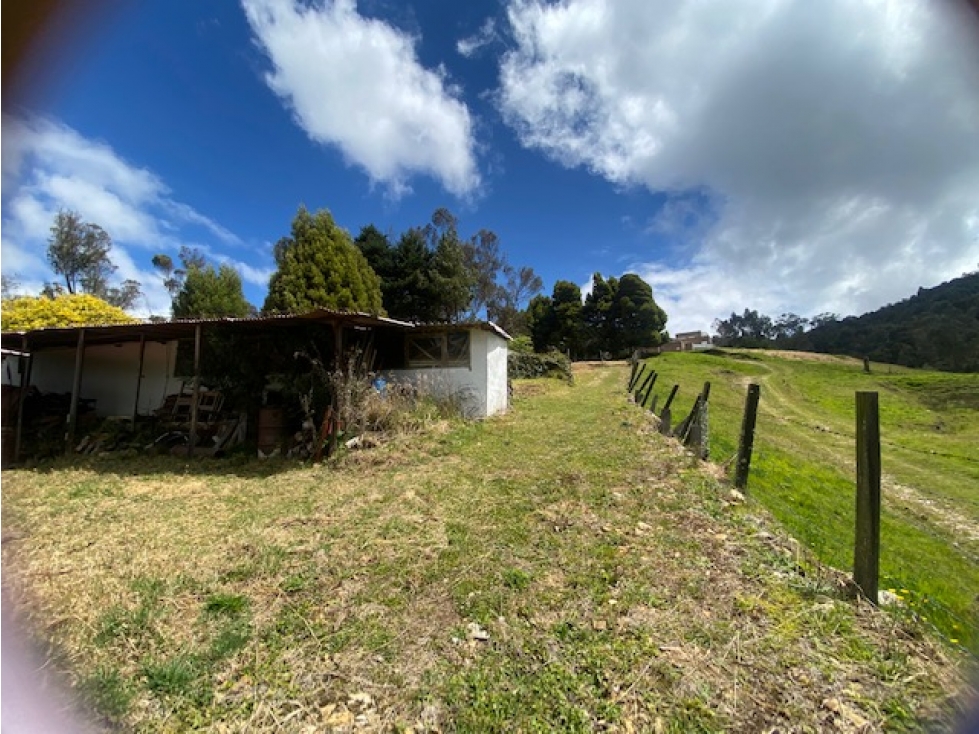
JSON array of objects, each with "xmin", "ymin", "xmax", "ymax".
[{"xmin": 406, "ymin": 330, "xmax": 471, "ymax": 369}]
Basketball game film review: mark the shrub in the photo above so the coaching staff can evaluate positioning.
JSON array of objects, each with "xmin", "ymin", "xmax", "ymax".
[
  {"xmin": 1, "ymin": 293, "xmax": 137, "ymax": 330},
  {"xmin": 508, "ymin": 350, "xmax": 573, "ymax": 382}
]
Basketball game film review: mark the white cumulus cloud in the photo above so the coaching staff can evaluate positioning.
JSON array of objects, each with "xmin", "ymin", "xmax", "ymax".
[
  {"xmin": 1, "ymin": 114, "xmax": 260, "ymax": 317},
  {"xmin": 498, "ymin": 0, "xmax": 979, "ymax": 333},
  {"xmin": 242, "ymin": 0, "xmax": 480, "ymax": 198}
]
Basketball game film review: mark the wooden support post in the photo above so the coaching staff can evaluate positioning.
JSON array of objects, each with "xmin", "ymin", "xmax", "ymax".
[
  {"xmin": 629, "ymin": 364, "xmax": 647, "ymax": 393},
  {"xmin": 132, "ymin": 334, "xmax": 147, "ymax": 430},
  {"xmin": 734, "ymin": 384, "xmax": 761, "ymax": 490},
  {"xmin": 14, "ymin": 336, "xmax": 32, "ymax": 463},
  {"xmin": 66, "ymin": 329, "xmax": 86, "ymax": 454},
  {"xmin": 187, "ymin": 324, "xmax": 202, "ymax": 458},
  {"xmin": 661, "ymin": 384, "xmax": 679, "ymax": 414},
  {"xmin": 863, "ymin": 356, "xmax": 871, "ymax": 374},
  {"xmin": 641, "ymin": 372, "xmax": 658, "ymax": 406},
  {"xmin": 628, "ymin": 361, "xmax": 639, "ymax": 391},
  {"xmin": 854, "ymin": 391, "xmax": 881, "ymax": 604},
  {"xmin": 329, "ymin": 323, "xmax": 343, "ymax": 458},
  {"xmin": 649, "ymin": 394, "xmax": 659, "ymax": 414}
]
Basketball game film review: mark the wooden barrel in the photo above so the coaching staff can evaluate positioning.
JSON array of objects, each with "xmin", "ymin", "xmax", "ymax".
[{"xmin": 257, "ymin": 407, "xmax": 285, "ymax": 454}]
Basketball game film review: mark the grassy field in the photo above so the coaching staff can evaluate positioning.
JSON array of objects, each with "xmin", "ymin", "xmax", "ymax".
[
  {"xmin": 634, "ymin": 349, "xmax": 979, "ymax": 652},
  {"xmin": 2, "ymin": 362, "xmax": 974, "ymax": 732}
]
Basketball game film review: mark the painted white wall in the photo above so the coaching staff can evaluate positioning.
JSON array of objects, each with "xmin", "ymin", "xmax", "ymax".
[
  {"xmin": 484, "ymin": 332, "xmax": 509, "ymax": 416},
  {"xmin": 21, "ymin": 341, "xmax": 179, "ymax": 417},
  {"xmin": 387, "ymin": 329, "xmax": 509, "ymax": 418}
]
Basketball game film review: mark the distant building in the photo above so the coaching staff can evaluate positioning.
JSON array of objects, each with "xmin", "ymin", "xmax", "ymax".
[{"xmin": 661, "ymin": 330, "xmax": 712, "ymax": 352}]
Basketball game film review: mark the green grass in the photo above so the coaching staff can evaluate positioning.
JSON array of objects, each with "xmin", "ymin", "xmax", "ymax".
[
  {"xmin": 636, "ymin": 350, "xmax": 979, "ymax": 650},
  {"xmin": 1, "ymin": 363, "xmax": 972, "ymax": 731}
]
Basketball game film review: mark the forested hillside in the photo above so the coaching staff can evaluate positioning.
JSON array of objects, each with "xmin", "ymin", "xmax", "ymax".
[
  {"xmin": 713, "ymin": 272, "xmax": 979, "ymax": 372},
  {"xmin": 805, "ymin": 272, "xmax": 979, "ymax": 372}
]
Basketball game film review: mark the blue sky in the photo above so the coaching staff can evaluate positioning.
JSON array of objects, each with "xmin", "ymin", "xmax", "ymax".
[{"xmin": 3, "ymin": 0, "xmax": 978, "ymax": 333}]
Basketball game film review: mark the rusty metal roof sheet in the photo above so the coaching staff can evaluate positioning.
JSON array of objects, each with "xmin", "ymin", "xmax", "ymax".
[{"xmin": 1, "ymin": 309, "xmax": 510, "ymax": 351}]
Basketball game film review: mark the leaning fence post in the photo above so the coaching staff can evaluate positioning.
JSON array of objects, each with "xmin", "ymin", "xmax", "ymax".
[
  {"xmin": 698, "ymin": 381, "xmax": 710, "ymax": 460},
  {"xmin": 629, "ymin": 364, "xmax": 647, "ymax": 393},
  {"xmin": 649, "ymin": 394, "xmax": 659, "ymax": 414},
  {"xmin": 854, "ymin": 391, "xmax": 881, "ymax": 605},
  {"xmin": 659, "ymin": 385, "xmax": 679, "ymax": 435},
  {"xmin": 641, "ymin": 372, "xmax": 659, "ymax": 407},
  {"xmin": 628, "ymin": 361, "xmax": 639, "ymax": 390},
  {"xmin": 636, "ymin": 371, "xmax": 656, "ymax": 406},
  {"xmin": 677, "ymin": 395, "xmax": 700, "ymax": 444},
  {"xmin": 734, "ymin": 384, "xmax": 761, "ymax": 490}
]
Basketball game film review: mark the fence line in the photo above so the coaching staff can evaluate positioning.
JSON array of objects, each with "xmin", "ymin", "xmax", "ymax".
[{"xmin": 625, "ymin": 363, "xmax": 888, "ymax": 604}]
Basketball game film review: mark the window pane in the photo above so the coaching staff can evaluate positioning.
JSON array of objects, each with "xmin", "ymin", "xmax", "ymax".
[
  {"xmin": 407, "ymin": 335, "xmax": 442, "ymax": 365},
  {"xmin": 445, "ymin": 331, "xmax": 470, "ymax": 365}
]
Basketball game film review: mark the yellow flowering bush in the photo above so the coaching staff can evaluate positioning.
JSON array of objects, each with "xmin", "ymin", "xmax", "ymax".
[{"xmin": 1, "ymin": 293, "xmax": 138, "ymax": 331}]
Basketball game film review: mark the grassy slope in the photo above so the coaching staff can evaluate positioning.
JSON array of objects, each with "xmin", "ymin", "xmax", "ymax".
[
  {"xmin": 636, "ymin": 350, "xmax": 979, "ymax": 651},
  {"xmin": 1, "ymin": 363, "xmax": 973, "ymax": 732}
]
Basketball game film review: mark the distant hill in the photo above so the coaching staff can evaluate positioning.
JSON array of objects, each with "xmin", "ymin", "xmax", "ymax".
[{"xmin": 800, "ymin": 272, "xmax": 979, "ymax": 372}]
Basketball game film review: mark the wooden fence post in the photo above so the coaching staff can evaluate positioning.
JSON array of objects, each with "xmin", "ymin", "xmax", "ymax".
[
  {"xmin": 734, "ymin": 384, "xmax": 761, "ymax": 490},
  {"xmin": 641, "ymin": 372, "xmax": 659, "ymax": 407},
  {"xmin": 678, "ymin": 383, "xmax": 709, "ymax": 448},
  {"xmin": 661, "ymin": 385, "xmax": 679, "ymax": 415},
  {"xmin": 628, "ymin": 361, "xmax": 639, "ymax": 390},
  {"xmin": 676, "ymin": 395, "xmax": 699, "ymax": 444},
  {"xmin": 854, "ymin": 391, "xmax": 881, "ymax": 605},
  {"xmin": 635, "ymin": 371, "xmax": 656, "ymax": 405},
  {"xmin": 629, "ymin": 364, "xmax": 647, "ymax": 393},
  {"xmin": 697, "ymin": 382, "xmax": 710, "ymax": 460},
  {"xmin": 659, "ymin": 385, "xmax": 679, "ymax": 435},
  {"xmin": 650, "ymin": 394, "xmax": 659, "ymax": 414}
]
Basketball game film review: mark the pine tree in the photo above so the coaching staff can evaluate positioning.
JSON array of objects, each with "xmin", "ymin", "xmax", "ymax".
[
  {"xmin": 264, "ymin": 207, "xmax": 384, "ymax": 315},
  {"xmin": 173, "ymin": 263, "xmax": 253, "ymax": 319}
]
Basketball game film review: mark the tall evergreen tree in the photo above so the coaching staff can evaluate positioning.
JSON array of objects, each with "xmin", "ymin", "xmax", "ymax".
[
  {"xmin": 581, "ymin": 273, "xmax": 617, "ymax": 356},
  {"xmin": 173, "ymin": 262, "xmax": 253, "ymax": 319},
  {"xmin": 264, "ymin": 207, "xmax": 383, "ymax": 315},
  {"xmin": 527, "ymin": 293, "xmax": 555, "ymax": 352},
  {"xmin": 551, "ymin": 280, "xmax": 584, "ymax": 357},
  {"xmin": 613, "ymin": 273, "xmax": 668, "ymax": 353}
]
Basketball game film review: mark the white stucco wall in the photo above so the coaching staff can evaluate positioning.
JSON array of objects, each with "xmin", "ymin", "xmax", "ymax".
[
  {"xmin": 18, "ymin": 341, "xmax": 179, "ymax": 417},
  {"xmin": 386, "ymin": 329, "xmax": 509, "ymax": 418}
]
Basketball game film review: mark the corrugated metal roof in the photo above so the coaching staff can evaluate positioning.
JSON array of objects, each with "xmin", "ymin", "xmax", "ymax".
[
  {"xmin": 0, "ymin": 309, "xmax": 510, "ymax": 351},
  {"xmin": 409, "ymin": 320, "xmax": 512, "ymax": 341}
]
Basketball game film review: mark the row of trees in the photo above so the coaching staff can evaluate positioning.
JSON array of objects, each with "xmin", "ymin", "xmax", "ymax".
[
  {"xmin": 528, "ymin": 273, "xmax": 668, "ymax": 359},
  {"xmin": 712, "ymin": 309, "xmax": 838, "ymax": 349},
  {"xmin": 264, "ymin": 206, "xmax": 543, "ymax": 335},
  {"xmin": 7, "ymin": 207, "xmax": 670, "ymax": 362},
  {"xmin": 712, "ymin": 271, "xmax": 979, "ymax": 372},
  {"xmin": 2, "ymin": 209, "xmax": 255, "ymax": 328}
]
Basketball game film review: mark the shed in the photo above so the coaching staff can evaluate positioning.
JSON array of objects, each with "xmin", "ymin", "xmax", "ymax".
[{"xmin": 2, "ymin": 310, "xmax": 510, "ymax": 461}]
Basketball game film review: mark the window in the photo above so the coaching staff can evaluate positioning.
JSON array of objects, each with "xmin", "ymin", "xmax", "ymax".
[{"xmin": 406, "ymin": 330, "xmax": 470, "ymax": 368}]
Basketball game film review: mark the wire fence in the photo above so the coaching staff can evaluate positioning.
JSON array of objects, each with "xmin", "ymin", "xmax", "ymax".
[{"xmin": 628, "ymin": 362, "xmax": 979, "ymax": 653}]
